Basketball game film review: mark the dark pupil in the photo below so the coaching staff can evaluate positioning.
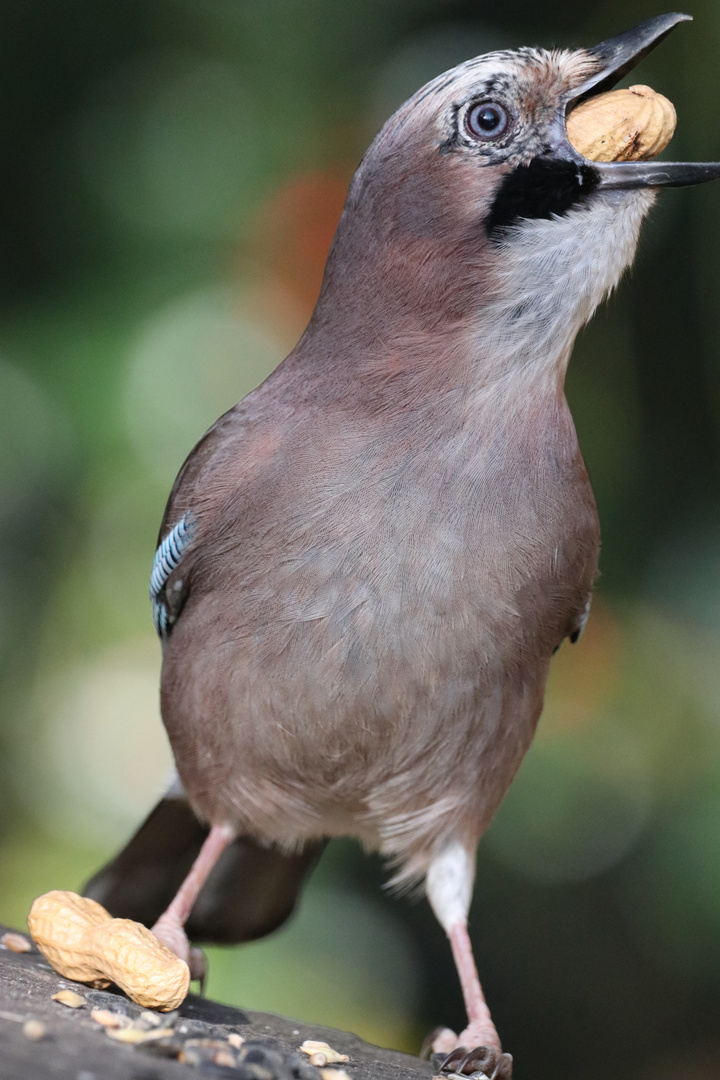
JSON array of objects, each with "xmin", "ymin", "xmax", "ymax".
[{"xmin": 477, "ymin": 106, "xmax": 501, "ymax": 131}]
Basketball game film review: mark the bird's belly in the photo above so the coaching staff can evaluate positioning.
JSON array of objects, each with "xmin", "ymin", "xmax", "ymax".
[
  {"xmin": 162, "ymin": 427, "xmax": 598, "ymax": 870},
  {"xmin": 162, "ymin": 534, "xmax": 574, "ymax": 869}
]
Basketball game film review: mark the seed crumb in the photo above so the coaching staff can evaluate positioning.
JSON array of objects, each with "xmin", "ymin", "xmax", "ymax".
[
  {"xmin": 1, "ymin": 932, "xmax": 32, "ymax": 953},
  {"xmin": 52, "ymin": 990, "xmax": 86, "ymax": 1009},
  {"xmin": 300, "ymin": 1041, "xmax": 349, "ymax": 1065},
  {"xmin": 106, "ymin": 1026, "xmax": 175, "ymax": 1044},
  {"xmin": 215, "ymin": 1048, "xmax": 237, "ymax": 1067},
  {"xmin": 23, "ymin": 1019, "xmax": 46, "ymax": 1041},
  {"xmin": 90, "ymin": 1008, "xmax": 129, "ymax": 1029},
  {"xmin": 139, "ymin": 1010, "xmax": 162, "ymax": 1027}
]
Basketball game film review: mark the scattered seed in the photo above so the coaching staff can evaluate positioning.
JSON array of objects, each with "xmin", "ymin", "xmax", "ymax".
[
  {"xmin": 321, "ymin": 1070, "xmax": 352, "ymax": 1080},
  {"xmin": 105, "ymin": 1026, "xmax": 175, "ymax": 1044},
  {"xmin": 22, "ymin": 1019, "xmax": 46, "ymax": 1041},
  {"xmin": 300, "ymin": 1041, "xmax": 349, "ymax": 1065},
  {"xmin": 90, "ymin": 1008, "xmax": 129, "ymax": 1029},
  {"xmin": 52, "ymin": 990, "xmax": 86, "ymax": 1009},
  {"xmin": 1, "ymin": 931, "xmax": 32, "ymax": 953},
  {"xmin": 228, "ymin": 1032, "xmax": 245, "ymax": 1049},
  {"xmin": 104, "ymin": 1027, "xmax": 148, "ymax": 1045},
  {"xmin": 183, "ymin": 1038, "xmax": 234, "ymax": 1052},
  {"xmin": 215, "ymin": 1048, "xmax": 237, "ymax": 1067},
  {"xmin": 177, "ymin": 1036, "xmax": 241, "ymax": 1067},
  {"xmin": 180, "ymin": 1047, "xmax": 202, "ymax": 1066},
  {"xmin": 139, "ymin": 1010, "xmax": 162, "ymax": 1027}
]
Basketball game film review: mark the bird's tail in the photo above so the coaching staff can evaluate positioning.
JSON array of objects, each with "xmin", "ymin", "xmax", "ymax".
[{"xmin": 83, "ymin": 794, "xmax": 325, "ymax": 944}]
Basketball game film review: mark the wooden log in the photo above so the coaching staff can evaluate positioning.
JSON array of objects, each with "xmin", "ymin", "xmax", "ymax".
[{"xmin": 0, "ymin": 922, "xmax": 435, "ymax": 1080}]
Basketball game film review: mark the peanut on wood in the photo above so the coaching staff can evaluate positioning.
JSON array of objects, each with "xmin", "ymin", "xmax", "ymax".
[{"xmin": 28, "ymin": 890, "xmax": 189, "ymax": 1012}]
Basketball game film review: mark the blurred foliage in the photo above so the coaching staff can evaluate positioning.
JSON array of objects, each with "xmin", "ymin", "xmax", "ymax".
[{"xmin": 1, "ymin": 1, "xmax": 720, "ymax": 1077}]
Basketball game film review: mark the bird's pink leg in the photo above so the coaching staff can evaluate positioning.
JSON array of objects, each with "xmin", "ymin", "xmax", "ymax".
[
  {"xmin": 445, "ymin": 920, "xmax": 502, "ymax": 1053},
  {"xmin": 151, "ymin": 822, "xmax": 235, "ymax": 980},
  {"xmin": 425, "ymin": 842, "xmax": 504, "ymax": 1060},
  {"xmin": 430, "ymin": 919, "xmax": 502, "ymax": 1057}
]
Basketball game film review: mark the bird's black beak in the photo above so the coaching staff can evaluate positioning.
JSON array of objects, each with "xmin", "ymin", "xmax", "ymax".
[{"xmin": 561, "ymin": 13, "xmax": 720, "ymax": 190}]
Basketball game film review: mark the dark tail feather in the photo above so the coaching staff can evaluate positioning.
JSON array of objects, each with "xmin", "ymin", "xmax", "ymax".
[{"xmin": 83, "ymin": 796, "xmax": 325, "ymax": 944}]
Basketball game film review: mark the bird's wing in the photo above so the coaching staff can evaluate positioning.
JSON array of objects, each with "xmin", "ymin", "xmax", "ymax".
[
  {"xmin": 150, "ymin": 513, "xmax": 197, "ymax": 635},
  {"xmin": 568, "ymin": 593, "xmax": 592, "ymax": 643}
]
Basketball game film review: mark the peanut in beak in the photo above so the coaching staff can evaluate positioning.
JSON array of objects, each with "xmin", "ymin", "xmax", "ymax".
[{"xmin": 567, "ymin": 84, "xmax": 676, "ymax": 163}]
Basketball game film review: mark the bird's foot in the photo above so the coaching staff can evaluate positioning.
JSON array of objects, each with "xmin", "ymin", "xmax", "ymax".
[
  {"xmin": 434, "ymin": 1044, "xmax": 512, "ymax": 1080},
  {"xmin": 428, "ymin": 1028, "xmax": 512, "ymax": 1079},
  {"xmin": 151, "ymin": 911, "xmax": 207, "ymax": 983}
]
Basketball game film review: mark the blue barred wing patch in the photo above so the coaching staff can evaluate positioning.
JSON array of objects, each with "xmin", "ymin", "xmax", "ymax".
[{"xmin": 150, "ymin": 513, "xmax": 196, "ymax": 636}]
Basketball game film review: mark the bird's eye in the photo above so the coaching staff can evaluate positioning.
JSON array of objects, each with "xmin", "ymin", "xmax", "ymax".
[{"xmin": 465, "ymin": 101, "xmax": 510, "ymax": 140}]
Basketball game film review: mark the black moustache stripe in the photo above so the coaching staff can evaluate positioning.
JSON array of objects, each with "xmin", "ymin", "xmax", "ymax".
[{"xmin": 486, "ymin": 158, "xmax": 600, "ymax": 236}]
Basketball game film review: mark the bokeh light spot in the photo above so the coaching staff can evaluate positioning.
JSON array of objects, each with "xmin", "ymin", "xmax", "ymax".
[
  {"xmin": 124, "ymin": 286, "xmax": 283, "ymax": 484},
  {"xmin": 74, "ymin": 53, "xmax": 263, "ymax": 236},
  {"xmin": 485, "ymin": 723, "xmax": 652, "ymax": 883},
  {"xmin": 15, "ymin": 637, "xmax": 173, "ymax": 847}
]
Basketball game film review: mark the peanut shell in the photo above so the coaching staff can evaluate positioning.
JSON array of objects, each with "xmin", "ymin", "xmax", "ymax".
[
  {"xmin": 567, "ymin": 84, "xmax": 676, "ymax": 163},
  {"xmin": 84, "ymin": 919, "xmax": 189, "ymax": 1011},
  {"xmin": 28, "ymin": 890, "xmax": 112, "ymax": 988},
  {"xmin": 27, "ymin": 889, "xmax": 190, "ymax": 1011}
]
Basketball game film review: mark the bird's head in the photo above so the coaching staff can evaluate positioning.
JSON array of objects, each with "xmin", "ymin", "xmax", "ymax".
[{"xmin": 311, "ymin": 14, "xmax": 720, "ymax": 386}]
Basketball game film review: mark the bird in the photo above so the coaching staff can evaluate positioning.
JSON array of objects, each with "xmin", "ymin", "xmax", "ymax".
[{"xmin": 84, "ymin": 13, "xmax": 720, "ymax": 1078}]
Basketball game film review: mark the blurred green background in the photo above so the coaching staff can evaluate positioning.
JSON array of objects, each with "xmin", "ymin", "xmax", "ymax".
[{"xmin": 1, "ymin": 1, "xmax": 719, "ymax": 1077}]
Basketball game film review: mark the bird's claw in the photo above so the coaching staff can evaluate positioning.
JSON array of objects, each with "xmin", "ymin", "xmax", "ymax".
[
  {"xmin": 151, "ymin": 912, "xmax": 207, "ymax": 985},
  {"xmin": 433, "ymin": 1045, "xmax": 513, "ymax": 1079},
  {"xmin": 189, "ymin": 945, "xmax": 207, "ymax": 989}
]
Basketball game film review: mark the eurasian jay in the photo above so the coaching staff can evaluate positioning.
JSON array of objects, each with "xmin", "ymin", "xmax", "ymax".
[{"xmin": 85, "ymin": 14, "xmax": 720, "ymax": 1078}]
